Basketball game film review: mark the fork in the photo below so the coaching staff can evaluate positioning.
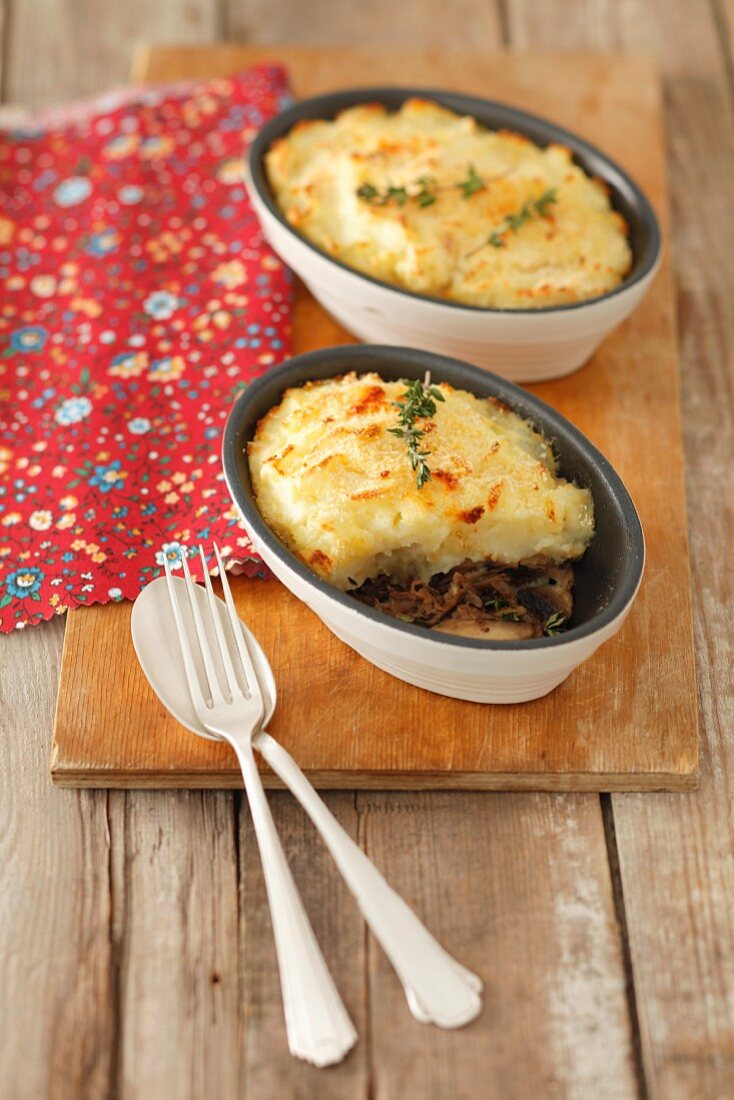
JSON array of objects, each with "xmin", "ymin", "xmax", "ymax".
[
  {"xmin": 211, "ymin": 547, "xmax": 483, "ymax": 1030},
  {"xmin": 162, "ymin": 549, "xmax": 357, "ymax": 1068}
]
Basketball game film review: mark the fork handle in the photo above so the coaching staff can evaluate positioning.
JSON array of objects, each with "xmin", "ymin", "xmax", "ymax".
[
  {"xmin": 253, "ymin": 731, "xmax": 483, "ymax": 1029},
  {"xmin": 229, "ymin": 737, "xmax": 357, "ymax": 1066}
]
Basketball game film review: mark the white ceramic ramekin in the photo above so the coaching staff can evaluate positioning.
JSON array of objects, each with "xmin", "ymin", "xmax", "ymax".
[
  {"xmin": 223, "ymin": 346, "xmax": 645, "ymax": 704},
  {"xmin": 247, "ymin": 88, "xmax": 662, "ymax": 384}
]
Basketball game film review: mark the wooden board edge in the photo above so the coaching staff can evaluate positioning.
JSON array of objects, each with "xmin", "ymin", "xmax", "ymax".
[
  {"xmin": 49, "ymin": 766, "xmax": 699, "ymax": 792},
  {"xmin": 134, "ymin": 43, "xmax": 662, "ymax": 73}
]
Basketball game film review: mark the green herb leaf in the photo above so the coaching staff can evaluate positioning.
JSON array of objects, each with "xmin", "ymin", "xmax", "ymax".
[
  {"xmin": 385, "ymin": 184, "xmax": 408, "ymax": 206},
  {"xmin": 356, "ymin": 180, "xmax": 416, "ymax": 207},
  {"xmin": 415, "ymin": 175, "xmax": 438, "ymax": 207},
  {"xmin": 483, "ymin": 594, "xmax": 507, "ymax": 613},
  {"xmin": 474, "ymin": 187, "xmax": 559, "ymax": 256},
  {"xmin": 544, "ymin": 610, "xmax": 568, "ymax": 636},
  {"xmin": 389, "ymin": 377, "xmax": 445, "ymax": 489},
  {"xmin": 356, "ymin": 163, "xmax": 492, "ymax": 210},
  {"xmin": 534, "ymin": 188, "xmax": 558, "ymax": 217},
  {"xmin": 457, "ymin": 164, "xmax": 485, "ymax": 199},
  {"xmin": 356, "ymin": 182, "xmax": 380, "ymax": 203}
]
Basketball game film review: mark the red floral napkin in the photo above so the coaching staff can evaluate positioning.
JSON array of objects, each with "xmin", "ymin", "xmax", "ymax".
[{"xmin": 0, "ymin": 64, "xmax": 292, "ymax": 631}]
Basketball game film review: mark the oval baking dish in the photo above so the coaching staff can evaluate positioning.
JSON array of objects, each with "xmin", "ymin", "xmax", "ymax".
[
  {"xmin": 247, "ymin": 88, "xmax": 661, "ymax": 384},
  {"xmin": 223, "ymin": 345, "xmax": 645, "ymax": 703}
]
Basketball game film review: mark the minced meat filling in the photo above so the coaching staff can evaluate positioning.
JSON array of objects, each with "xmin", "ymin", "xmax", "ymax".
[{"xmin": 350, "ymin": 560, "xmax": 574, "ymax": 639}]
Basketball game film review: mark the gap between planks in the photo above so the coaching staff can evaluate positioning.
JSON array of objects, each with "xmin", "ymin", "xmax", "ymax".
[
  {"xmin": 601, "ymin": 793, "xmax": 649, "ymax": 1100},
  {"xmin": 49, "ymin": 770, "xmax": 699, "ymax": 793}
]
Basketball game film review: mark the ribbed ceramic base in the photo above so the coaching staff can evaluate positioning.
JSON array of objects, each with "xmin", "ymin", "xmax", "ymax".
[
  {"xmin": 314, "ymin": 288, "xmax": 604, "ymax": 384},
  {"xmin": 325, "ymin": 620, "xmax": 572, "ymax": 702}
]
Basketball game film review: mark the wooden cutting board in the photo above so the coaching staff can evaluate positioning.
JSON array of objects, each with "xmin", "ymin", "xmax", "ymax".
[{"xmin": 51, "ymin": 46, "xmax": 699, "ymax": 791}]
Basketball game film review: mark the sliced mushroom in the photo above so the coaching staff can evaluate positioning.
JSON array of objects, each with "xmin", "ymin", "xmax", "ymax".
[
  {"xmin": 432, "ymin": 618, "xmax": 537, "ymax": 641},
  {"xmin": 517, "ymin": 564, "xmax": 574, "ymax": 624}
]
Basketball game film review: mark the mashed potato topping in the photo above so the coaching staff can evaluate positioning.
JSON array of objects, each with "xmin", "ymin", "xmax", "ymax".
[
  {"xmin": 248, "ymin": 372, "xmax": 595, "ymax": 590},
  {"xmin": 265, "ymin": 98, "xmax": 632, "ymax": 309}
]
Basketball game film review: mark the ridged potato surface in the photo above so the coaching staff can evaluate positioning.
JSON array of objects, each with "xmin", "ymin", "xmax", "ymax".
[
  {"xmin": 248, "ymin": 373, "xmax": 595, "ymax": 589},
  {"xmin": 265, "ymin": 98, "xmax": 632, "ymax": 309}
]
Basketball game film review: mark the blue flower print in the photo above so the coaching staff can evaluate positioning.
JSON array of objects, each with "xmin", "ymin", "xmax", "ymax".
[
  {"xmin": 53, "ymin": 176, "xmax": 92, "ymax": 207},
  {"xmin": 10, "ymin": 325, "xmax": 48, "ymax": 353},
  {"xmin": 55, "ymin": 396, "xmax": 92, "ymax": 426},
  {"xmin": 86, "ymin": 228, "xmax": 120, "ymax": 257},
  {"xmin": 155, "ymin": 541, "xmax": 189, "ymax": 570},
  {"xmin": 127, "ymin": 417, "xmax": 151, "ymax": 435},
  {"xmin": 2, "ymin": 567, "xmax": 44, "ymax": 604},
  {"xmin": 118, "ymin": 185, "xmax": 144, "ymax": 205},
  {"xmin": 31, "ymin": 386, "xmax": 57, "ymax": 410},
  {"xmin": 143, "ymin": 290, "xmax": 180, "ymax": 320},
  {"xmin": 88, "ymin": 460, "xmax": 126, "ymax": 493},
  {"xmin": 12, "ymin": 478, "xmax": 38, "ymax": 503}
]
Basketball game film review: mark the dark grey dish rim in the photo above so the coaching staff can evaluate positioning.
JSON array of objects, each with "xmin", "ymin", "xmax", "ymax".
[
  {"xmin": 248, "ymin": 85, "xmax": 662, "ymax": 316},
  {"xmin": 222, "ymin": 345, "xmax": 645, "ymax": 652}
]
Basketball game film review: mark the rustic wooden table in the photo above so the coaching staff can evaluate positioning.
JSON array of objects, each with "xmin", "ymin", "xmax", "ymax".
[{"xmin": 0, "ymin": 3, "xmax": 732, "ymax": 1098}]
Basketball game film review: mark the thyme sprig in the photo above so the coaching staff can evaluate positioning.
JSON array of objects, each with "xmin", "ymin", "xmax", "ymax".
[
  {"xmin": 414, "ymin": 175, "xmax": 438, "ymax": 207},
  {"xmin": 477, "ymin": 187, "xmax": 558, "ymax": 253},
  {"xmin": 356, "ymin": 181, "xmax": 410, "ymax": 206},
  {"xmin": 356, "ymin": 164, "xmax": 490, "ymax": 209},
  {"xmin": 456, "ymin": 163, "xmax": 485, "ymax": 199},
  {"xmin": 387, "ymin": 373, "xmax": 445, "ymax": 489}
]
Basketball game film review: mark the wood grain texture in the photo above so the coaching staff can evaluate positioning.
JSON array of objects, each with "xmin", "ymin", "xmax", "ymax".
[
  {"xmin": 362, "ymin": 790, "xmax": 640, "ymax": 1100},
  {"xmin": 235, "ymin": 792, "xmax": 369, "ymax": 1096},
  {"xmin": 52, "ymin": 46, "xmax": 698, "ymax": 793},
  {"xmin": 223, "ymin": 0, "xmax": 504, "ymax": 49},
  {"xmin": 0, "ymin": 0, "xmax": 7, "ymax": 101},
  {"xmin": 52, "ymin": 573, "xmax": 695, "ymax": 791},
  {"xmin": 0, "ymin": 621, "xmax": 114, "ymax": 1100},
  {"xmin": 110, "ymin": 789, "xmax": 242, "ymax": 1100},
  {"xmin": 507, "ymin": 3, "xmax": 734, "ymax": 1097},
  {"xmin": 3, "ymin": 0, "xmax": 221, "ymax": 109}
]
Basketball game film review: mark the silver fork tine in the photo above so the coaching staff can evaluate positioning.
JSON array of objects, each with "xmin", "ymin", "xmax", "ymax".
[
  {"xmin": 162, "ymin": 553, "xmax": 208, "ymax": 714},
  {"xmin": 180, "ymin": 549, "xmax": 225, "ymax": 705},
  {"xmin": 198, "ymin": 545, "xmax": 241, "ymax": 702},
  {"xmin": 212, "ymin": 543, "xmax": 261, "ymax": 694}
]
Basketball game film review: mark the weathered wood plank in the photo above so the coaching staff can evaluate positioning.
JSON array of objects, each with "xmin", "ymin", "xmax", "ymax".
[
  {"xmin": 506, "ymin": 3, "xmax": 734, "ymax": 1097},
  {"xmin": 712, "ymin": 0, "xmax": 734, "ymax": 77},
  {"xmin": 2, "ymin": 7, "xmax": 247, "ymax": 1100},
  {"xmin": 610, "ymin": 1, "xmax": 734, "ymax": 1092},
  {"xmin": 0, "ymin": 0, "xmax": 7, "ymax": 101},
  {"xmin": 363, "ymin": 791, "xmax": 639, "ymax": 1100},
  {"xmin": 0, "ymin": 622, "xmax": 114, "ymax": 1100},
  {"xmin": 236, "ymin": 791, "xmax": 368, "ymax": 1096},
  {"xmin": 223, "ymin": 0, "xmax": 503, "ymax": 50},
  {"xmin": 110, "ymin": 789, "xmax": 243, "ymax": 1099},
  {"xmin": 3, "ymin": 0, "xmax": 221, "ymax": 109}
]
